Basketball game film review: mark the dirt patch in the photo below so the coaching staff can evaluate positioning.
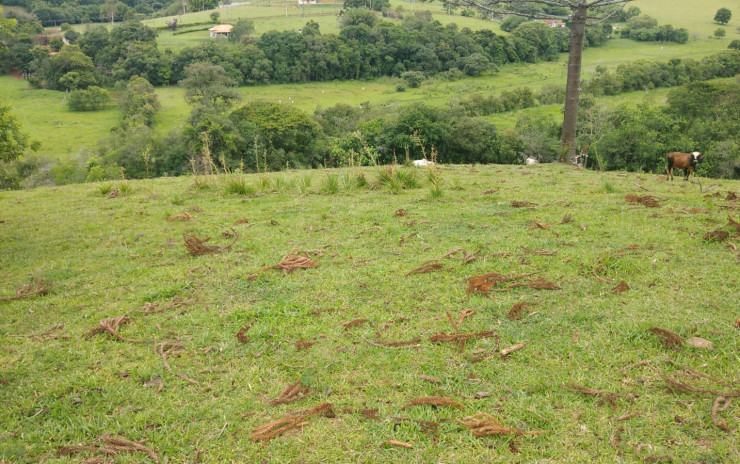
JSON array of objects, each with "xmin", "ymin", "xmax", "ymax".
[
  {"xmin": 1, "ymin": 278, "xmax": 52, "ymax": 302},
  {"xmin": 457, "ymin": 413, "xmax": 543, "ymax": 437},
  {"xmin": 267, "ymin": 249, "xmax": 322, "ymax": 274},
  {"xmin": 251, "ymin": 403, "xmax": 333, "ymax": 442}
]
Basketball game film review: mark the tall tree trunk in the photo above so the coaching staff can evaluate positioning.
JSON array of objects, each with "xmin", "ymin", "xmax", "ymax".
[{"xmin": 562, "ymin": 4, "xmax": 587, "ymax": 161}]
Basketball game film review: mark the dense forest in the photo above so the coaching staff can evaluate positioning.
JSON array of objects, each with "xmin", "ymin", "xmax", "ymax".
[{"xmin": 1, "ymin": 2, "xmax": 739, "ymax": 188}]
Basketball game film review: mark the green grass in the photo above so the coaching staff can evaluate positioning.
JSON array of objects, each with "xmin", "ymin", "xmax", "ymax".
[
  {"xmin": 0, "ymin": 77, "xmax": 121, "ymax": 161},
  {"xmin": 1, "ymin": 164, "xmax": 738, "ymax": 462}
]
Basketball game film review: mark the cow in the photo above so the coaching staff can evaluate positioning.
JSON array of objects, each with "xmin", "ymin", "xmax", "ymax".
[
  {"xmin": 412, "ymin": 159, "xmax": 435, "ymax": 167},
  {"xmin": 666, "ymin": 151, "xmax": 703, "ymax": 181},
  {"xmin": 524, "ymin": 157, "xmax": 539, "ymax": 165}
]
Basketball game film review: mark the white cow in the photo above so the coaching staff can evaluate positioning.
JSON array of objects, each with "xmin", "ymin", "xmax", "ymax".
[{"xmin": 412, "ymin": 159, "xmax": 435, "ymax": 167}]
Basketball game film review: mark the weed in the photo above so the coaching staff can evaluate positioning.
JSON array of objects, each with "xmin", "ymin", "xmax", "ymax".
[
  {"xmin": 171, "ymin": 194, "xmax": 185, "ymax": 205},
  {"xmin": 603, "ymin": 181, "xmax": 616, "ymax": 193},
  {"xmin": 298, "ymin": 174, "xmax": 312, "ymax": 194},
  {"xmin": 272, "ymin": 175, "xmax": 293, "ymax": 191},
  {"xmin": 322, "ymin": 173, "xmax": 340, "ymax": 195},
  {"xmin": 224, "ymin": 176, "xmax": 256, "ymax": 196},
  {"xmin": 97, "ymin": 183, "xmax": 114, "ymax": 196}
]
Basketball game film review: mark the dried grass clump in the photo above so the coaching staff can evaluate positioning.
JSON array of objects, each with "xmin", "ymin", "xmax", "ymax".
[
  {"xmin": 625, "ymin": 195, "xmax": 663, "ymax": 208},
  {"xmin": 457, "ymin": 413, "xmax": 543, "ymax": 437},
  {"xmin": 511, "ymin": 201, "xmax": 537, "ymax": 208},
  {"xmin": 269, "ymin": 379, "xmax": 309, "ymax": 406},
  {"xmin": 400, "ymin": 396, "xmax": 465, "ymax": 410},
  {"xmin": 236, "ymin": 324, "xmax": 252, "ymax": 343},
  {"xmin": 343, "ymin": 318, "xmax": 368, "ymax": 330},
  {"xmin": 647, "ymin": 327, "xmax": 683, "ymax": 349},
  {"xmin": 520, "ymin": 246, "xmax": 557, "ymax": 256},
  {"xmin": 91, "ymin": 316, "xmax": 149, "ymax": 344},
  {"xmin": 183, "ymin": 229, "xmax": 237, "ymax": 255},
  {"xmin": 267, "ymin": 249, "xmax": 321, "ymax": 274},
  {"xmin": 565, "ymin": 383, "xmax": 633, "ymax": 409},
  {"xmin": 57, "ymin": 435, "xmax": 160, "ymax": 463},
  {"xmin": 166, "ymin": 212, "xmax": 193, "ymax": 222},
  {"xmin": 725, "ymin": 216, "xmax": 740, "ymax": 231},
  {"xmin": 251, "ymin": 403, "xmax": 333, "ymax": 442},
  {"xmin": 9, "ymin": 323, "xmax": 68, "ymax": 342},
  {"xmin": 405, "ymin": 260, "xmax": 444, "ymax": 276},
  {"xmin": 295, "ymin": 339, "xmax": 318, "ymax": 351},
  {"xmin": 612, "ymin": 281, "xmax": 630, "ymax": 293},
  {"xmin": 507, "ymin": 302, "xmax": 537, "ymax": 321},
  {"xmin": 703, "ymin": 229, "xmax": 730, "ymax": 242},
  {"xmin": 443, "ymin": 248, "xmax": 479, "ymax": 263},
  {"xmin": 658, "ymin": 365, "xmax": 740, "ymax": 397},
  {"xmin": 153, "ymin": 341, "xmax": 183, "ymax": 371},
  {"xmin": 1, "ymin": 277, "xmax": 52, "ymax": 302},
  {"xmin": 466, "ymin": 271, "xmax": 550, "ymax": 294}
]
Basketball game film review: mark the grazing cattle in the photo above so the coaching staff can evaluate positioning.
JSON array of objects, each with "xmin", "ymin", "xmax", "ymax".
[
  {"xmin": 524, "ymin": 157, "xmax": 539, "ymax": 165},
  {"xmin": 666, "ymin": 151, "xmax": 703, "ymax": 181},
  {"xmin": 412, "ymin": 159, "xmax": 435, "ymax": 167}
]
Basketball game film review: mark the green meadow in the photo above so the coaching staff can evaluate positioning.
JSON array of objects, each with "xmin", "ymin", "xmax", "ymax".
[{"xmin": 1, "ymin": 164, "xmax": 738, "ymax": 462}]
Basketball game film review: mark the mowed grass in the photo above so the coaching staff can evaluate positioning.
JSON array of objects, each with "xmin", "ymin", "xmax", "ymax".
[{"xmin": 1, "ymin": 164, "xmax": 739, "ymax": 463}]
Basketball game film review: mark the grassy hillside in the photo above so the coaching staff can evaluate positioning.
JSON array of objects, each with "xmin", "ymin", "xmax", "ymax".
[{"xmin": 1, "ymin": 165, "xmax": 738, "ymax": 462}]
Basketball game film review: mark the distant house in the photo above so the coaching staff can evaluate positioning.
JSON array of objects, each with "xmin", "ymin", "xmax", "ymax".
[
  {"xmin": 543, "ymin": 19, "xmax": 566, "ymax": 28},
  {"xmin": 209, "ymin": 24, "xmax": 233, "ymax": 38}
]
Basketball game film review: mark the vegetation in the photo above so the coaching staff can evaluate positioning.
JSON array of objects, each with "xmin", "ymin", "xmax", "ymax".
[
  {"xmin": 1, "ymin": 164, "xmax": 738, "ymax": 462},
  {"xmin": 714, "ymin": 7, "xmax": 732, "ymax": 25}
]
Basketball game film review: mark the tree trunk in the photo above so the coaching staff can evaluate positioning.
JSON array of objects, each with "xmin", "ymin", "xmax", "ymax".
[{"xmin": 561, "ymin": 4, "xmax": 587, "ymax": 161}]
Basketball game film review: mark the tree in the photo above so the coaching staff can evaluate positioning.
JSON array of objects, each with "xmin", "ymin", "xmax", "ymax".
[
  {"xmin": 729, "ymin": 39, "xmax": 740, "ymax": 50},
  {"xmin": 67, "ymin": 87, "xmax": 110, "ymax": 111},
  {"xmin": 443, "ymin": 0, "xmax": 634, "ymax": 160},
  {"xmin": 0, "ymin": 101, "xmax": 39, "ymax": 162},
  {"xmin": 714, "ymin": 8, "xmax": 732, "ymax": 25},
  {"xmin": 181, "ymin": 62, "xmax": 241, "ymax": 109},
  {"xmin": 714, "ymin": 28, "xmax": 726, "ymax": 38},
  {"xmin": 210, "ymin": 11, "xmax": 220, "ymax": 23}
]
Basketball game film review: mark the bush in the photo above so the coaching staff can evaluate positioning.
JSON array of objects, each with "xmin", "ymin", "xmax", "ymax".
[
  {"xmin": 67, "ymin": 86, "xmax": 110, "ymax": 111},
  {"xmin": 395, "ymin": 83, "xmax": 406, "ymax": 92},
  {"xmin": 401, "ymin": 71, "xmax": 425, "ymax": 88}
]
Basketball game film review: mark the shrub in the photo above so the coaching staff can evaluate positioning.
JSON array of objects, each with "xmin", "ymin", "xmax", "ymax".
[
  {"xmin": 67, "ymin": 86, "xmax": 109, "ymax": 111},
  {"xmin": 401, "ymin": 71, "xmax": 425, "ymax": 88}
]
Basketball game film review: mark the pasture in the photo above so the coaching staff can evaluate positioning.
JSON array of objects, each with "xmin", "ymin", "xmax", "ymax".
[{"xmin": 1, "ymin": 164, "xmax": 738, "ymax": 462}]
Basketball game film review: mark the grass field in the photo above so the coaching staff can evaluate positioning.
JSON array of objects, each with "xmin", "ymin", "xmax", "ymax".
[{"xmin": 1, "ymin": 164, "xmax": 738, "ymax": 462}]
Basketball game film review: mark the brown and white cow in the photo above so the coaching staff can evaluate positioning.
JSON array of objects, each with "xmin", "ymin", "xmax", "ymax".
[{"xmin": 666, "ymin": 151, "xmax": 703, "ymax": 181}]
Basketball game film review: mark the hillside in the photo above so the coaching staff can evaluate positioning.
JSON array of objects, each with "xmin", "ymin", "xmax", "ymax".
[{"xmin": 1, "ymin": 165, "xmax": 739, "ymax": 462}]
